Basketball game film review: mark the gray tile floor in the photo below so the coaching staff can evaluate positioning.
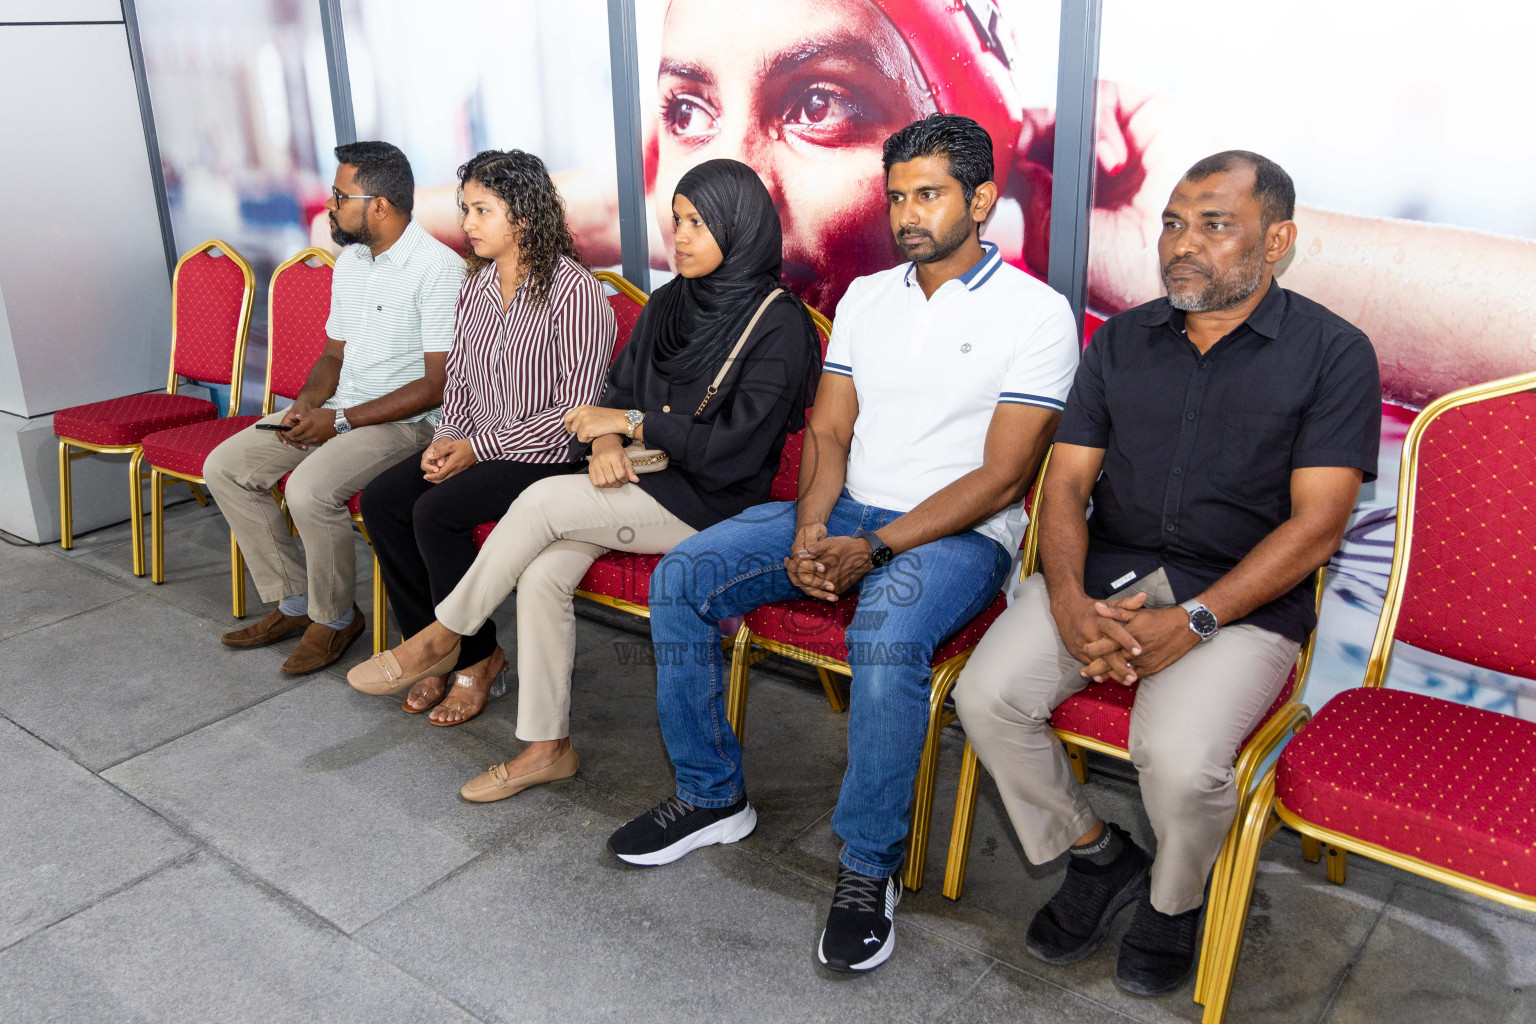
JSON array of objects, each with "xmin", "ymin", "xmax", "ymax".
[{"xmin": 2, "ymin": 501, "xmax": 1531, "ymax": 1023}]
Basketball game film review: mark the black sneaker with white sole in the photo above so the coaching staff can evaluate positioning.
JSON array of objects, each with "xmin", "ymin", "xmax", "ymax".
[
  {"xmin": 817, "ymin": 865, "xmax": 901, "ymax": 973},
  {"xmin": 607, "ymin": 795, "xmax": 757, "ymax": 866}
]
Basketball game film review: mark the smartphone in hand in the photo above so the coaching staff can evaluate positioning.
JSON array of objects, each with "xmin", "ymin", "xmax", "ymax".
[{"xmin": 255, "ymin": 423, "xmax": 293, "ymax": 431}]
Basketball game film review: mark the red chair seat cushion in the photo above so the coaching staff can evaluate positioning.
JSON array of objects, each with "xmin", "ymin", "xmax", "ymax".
[
  {"xmin": 1050, "ymin": 666, "xmax": 1299, "ymax": 757},
  {"xmin": 577, "ymin": 552, "xmax": 664, "ymax": 607},
  {"xmin": 1276, "ymin": 687, "xmax": 1536, "ymax": 895},
  {"xmin": 141, "ymin": 416, "xmax": 261, "ymax": 477},
  {"xmin": 277, "ymin": 472, "xmax": 362, "ymax": 515},
  {"xmin": 471, "ymin": 522, "xmax": 660, "ymax": 609},
  {"xmin": 54, "ymin": 393, "xmax": 217, "ymax": 447},
  {"xmin": 743, "ymin": 592, "xmax": 1008, "ymax": 668}
]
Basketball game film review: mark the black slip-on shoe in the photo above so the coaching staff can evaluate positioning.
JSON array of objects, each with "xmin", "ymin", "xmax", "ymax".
[
  {"xmin": 1025, "ymin": 822, "xmax": 1151, "ymax": 964},
  {"xmin": 1114, "ymin": 888, "xmax": 1201, "ymax": 997}
]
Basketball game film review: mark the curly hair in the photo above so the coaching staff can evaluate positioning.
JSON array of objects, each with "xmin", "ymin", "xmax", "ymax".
[{"xmin": 457, "ymin": 150, "xmax": 583, "ymax": 306}]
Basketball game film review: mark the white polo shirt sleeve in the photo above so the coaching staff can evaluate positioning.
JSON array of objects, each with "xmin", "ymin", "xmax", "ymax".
[
  {"xmin": 416, "ymin": 260, "xmax": 462, "ymax": 354},
  {"xmin": 998, "ymin": 292, "xmax": 1079, "ymax": 414},
  {"xmin": 822, "ymin": 281, "xmax": 858, "ymax": 382}
]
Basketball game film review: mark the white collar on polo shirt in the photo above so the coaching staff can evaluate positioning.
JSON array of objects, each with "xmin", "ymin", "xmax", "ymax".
[{"xmin": 901, "ymin": 239, "xmax": 1003, "ymax": 293}]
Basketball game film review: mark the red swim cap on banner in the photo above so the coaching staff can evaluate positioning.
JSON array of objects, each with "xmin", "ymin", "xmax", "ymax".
[{"xmin": 870, "ymin": 0, "xmax": 1026, "ymax": 191}]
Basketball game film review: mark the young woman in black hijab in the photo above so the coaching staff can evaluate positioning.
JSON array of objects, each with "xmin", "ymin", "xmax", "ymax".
[{"xmin": 349, "ymin": 158, "xmax": 821, "ymax": 801}]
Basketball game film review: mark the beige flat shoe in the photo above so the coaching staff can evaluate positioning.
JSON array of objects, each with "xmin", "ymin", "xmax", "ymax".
[
  {"xmin": 460, "ymin": 746, "xmax": 579, "ymax": 803},
  {"xmin": 347, "ymin": 643, "xmax": 461, "ymax": 696}
]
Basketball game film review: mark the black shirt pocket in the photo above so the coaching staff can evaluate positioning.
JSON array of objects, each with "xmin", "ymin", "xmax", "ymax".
[{"xmin": 1215, "ymin": 411, "xmax": 1298, "ymax": 505}]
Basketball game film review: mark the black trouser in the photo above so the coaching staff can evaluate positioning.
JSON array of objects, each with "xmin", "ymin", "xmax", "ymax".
[{"xmin": 360, "ymin": 451, "xmax": 574, "ymax": 670}]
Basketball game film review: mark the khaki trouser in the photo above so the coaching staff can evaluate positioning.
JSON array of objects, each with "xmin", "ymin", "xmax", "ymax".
[
  {"xmin": 204, "ymin": 412, "xmax": 434, "ymax": 624},
  {"xmin": 435, "ymin": 474, "xmax": 695, "ymax": 742},
  {"xmin": 954, "ymin": 570, "xmax": 1299, "ymax": 914}
]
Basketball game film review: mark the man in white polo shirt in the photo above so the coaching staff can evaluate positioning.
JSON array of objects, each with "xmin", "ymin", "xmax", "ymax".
[
  {"xmin": 607, "ymin": 115, "xmax": 1079, "ymax": 974},
  {"xmin": 205, "ymin": 141, "xmax": 464, "ymax": 675}
]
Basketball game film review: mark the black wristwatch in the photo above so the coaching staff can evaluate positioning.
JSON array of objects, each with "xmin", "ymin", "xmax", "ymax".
[
  {"xmin": 856, "ymin": 530, "xmax": 894, "ymax": 569},
  {"xmin": 1180, "ymin": 599, "xmax": 1219, "ymax": 643}
]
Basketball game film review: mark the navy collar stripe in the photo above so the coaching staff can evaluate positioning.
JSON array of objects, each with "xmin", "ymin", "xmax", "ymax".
[{"xmin": 902, "ymin": 240, "xmax": 1000, "ymax": 290}]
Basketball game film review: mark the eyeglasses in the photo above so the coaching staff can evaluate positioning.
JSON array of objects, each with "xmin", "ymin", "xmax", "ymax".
[{"xmin": 330, "ymin": 187, "xmax": 379, "ymax": 205}]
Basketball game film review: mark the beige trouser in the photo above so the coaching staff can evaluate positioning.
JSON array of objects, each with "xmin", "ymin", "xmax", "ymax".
[
  {"xmin": 204, "ymin": 412, "xmax": 434, "ymax": 624},
  {"xmin": 435, "ymin": 474, "xmax": 696, "ymax": 742},
  {"xmin": 954, "ymin": 570, "xmax": 1299, "ymax": 914}
]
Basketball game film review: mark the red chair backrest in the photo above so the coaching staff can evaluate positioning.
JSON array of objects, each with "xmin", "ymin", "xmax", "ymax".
[
  {"xmin": 1392, "ymin": 386, "xmax": 1536, "ymax": 680},
  {"xmin": 268, "ymin": 255, "xmax": 334, "ymax": 403},
  {"xmin": 766, "ymin": 322, "xmax": 832, "ymax": 503},
  {"xmin": 172, "ymin": 245, "xmax": 251, "ymax": 385},
  {"xmin": 609, "ymin": 292, "xmax": 643, "ymax": 358}
]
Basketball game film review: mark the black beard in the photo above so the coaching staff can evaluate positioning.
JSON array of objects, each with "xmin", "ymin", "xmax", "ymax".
[
  {"xmin": 329, "ymin": 215, "xmax": 370, "ymax": 248},
  {"xmin": 1163, "ymin": 245, "xmax": 1265, "ymax": 312},
  {"xmin": 897, "ymin": 217, "xmax": 973, "ymax": 265}
]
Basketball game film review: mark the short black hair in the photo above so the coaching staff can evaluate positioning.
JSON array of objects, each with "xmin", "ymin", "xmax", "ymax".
[
  {"xmin": 334, "ymin": 140, "xmax": 414, "ymax": 216},
  {"xmin": 1183, "ymin": 150, "xmax": 1295, "ymax": 226},
  {"xmin": 882, "ymin": 113, "xmax": 994, "ymax": 204}
]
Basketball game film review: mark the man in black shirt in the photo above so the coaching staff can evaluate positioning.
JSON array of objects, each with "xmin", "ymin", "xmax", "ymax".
[{"xmin": 955, "ymin": 151, "xmax": 1380, "ymax": 996}]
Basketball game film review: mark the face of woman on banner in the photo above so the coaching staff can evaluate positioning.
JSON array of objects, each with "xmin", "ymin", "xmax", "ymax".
[{"xmin": 653, "ymin": 0, "xmax": 935, "ymax": 312}]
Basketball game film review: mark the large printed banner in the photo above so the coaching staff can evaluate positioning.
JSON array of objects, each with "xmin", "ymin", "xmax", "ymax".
[
  {"xmin": 632, "ymin": 0, "xmax": 1061, "ymax": 313},
  {"xmin": 627, "ymin": 0, "xmax": 1536, "ymax": 717}
]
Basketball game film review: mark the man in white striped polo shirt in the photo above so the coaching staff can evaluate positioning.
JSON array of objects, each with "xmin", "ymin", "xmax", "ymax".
[{"xmin": 205, "ymin": 141, "xmax": 465, "ymax": 675}]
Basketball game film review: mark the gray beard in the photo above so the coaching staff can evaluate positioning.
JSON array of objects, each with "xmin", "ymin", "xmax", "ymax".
[{"xmin": 1164, "ymin": 250, "xmax": 1265, "ymax": 312}]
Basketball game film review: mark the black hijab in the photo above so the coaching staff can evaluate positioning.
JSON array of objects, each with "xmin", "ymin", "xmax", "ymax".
[{"xmin": 648, "ymin": 160, "xmax": 820, "ymax": 429}]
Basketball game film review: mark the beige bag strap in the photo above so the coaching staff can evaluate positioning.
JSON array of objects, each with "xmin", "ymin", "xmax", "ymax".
[{"xmin": 695, "ymin": 288, "xmax": 784, "ymax": 417}]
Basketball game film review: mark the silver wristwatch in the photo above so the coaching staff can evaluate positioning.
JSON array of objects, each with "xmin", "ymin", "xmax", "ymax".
[
  {"xmin": 624, "ymin": 409, "xmax": 644, "ymax": 439},
  {"xmin": 1180, "ymin": 599, "xmax": 1218, "ymax": 643},
  {"xmin": 333, "ymin": 409, "xmax": 353, "ymax": 435}
]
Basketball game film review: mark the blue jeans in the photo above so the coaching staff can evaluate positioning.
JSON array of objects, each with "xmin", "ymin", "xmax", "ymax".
[{"xmin": 650, "ymin": 494, "xmax": 1010, "ymax": 877}]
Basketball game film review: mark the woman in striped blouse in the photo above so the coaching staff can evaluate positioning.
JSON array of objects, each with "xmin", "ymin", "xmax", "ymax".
[
  {"xmin": 350, "ymin": 159, "xmax": 822, "ymax": 803},
  {"xmin": 358, "ymin": 150, "xmax": 617, "ymax": 724}
]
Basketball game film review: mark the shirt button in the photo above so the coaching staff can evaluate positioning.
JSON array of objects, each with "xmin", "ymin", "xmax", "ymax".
[
  {"xmin": 376, "ymin": 305, "xmax": 383, "ymax": 311},
  {"xmin": 1166, "ymin": 523, "xmax": 1176, "ymax": 532},
  {"xmin": 1185, "ymin": 411, "xmax": 1196, "ymax": 421},
  {"xmin": 1173, "ymin": 467, "xmax": 1183, "ymax": 476},
  {"xmin": 662, "ymin": 405, "xmax": 671, "ymax": 413},
  {"xmin": 1198, "ymin": 361, "xmax": 1209, "ymax": 371}
]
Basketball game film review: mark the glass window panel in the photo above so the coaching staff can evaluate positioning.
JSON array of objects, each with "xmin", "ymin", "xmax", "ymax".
[
  {"xmin": 136, "ymin": 0, "xmax": 330, "ymax": 410},
  {"xmin": 340, "ymin": 0, "xmax": 620, "ymax": 268}
]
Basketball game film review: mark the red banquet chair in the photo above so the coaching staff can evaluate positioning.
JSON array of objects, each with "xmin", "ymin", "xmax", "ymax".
[
  {"xmin": 724, "ymin": 451, "xmax": 1054, "ymax": 894},
  {"xmin": 939, "ymin": 563, "xmax": 1324, "ymax": 1006},
  {"xmin": 1202, "ymin": 370, "xmax": 1536, "ymax": 1024},
  {"xmin": 54, "ymin": 239, "xmax": 255, "ymax": 575},
  {"xmin": 140, "ymin": 248, "xmax": 335, "ymax": 616}
]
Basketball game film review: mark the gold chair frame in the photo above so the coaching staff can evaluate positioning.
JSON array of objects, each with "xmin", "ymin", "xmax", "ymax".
[
  {"xmin": 725, "ymin": 451, "xmax": 1051, "ymax": 893},
  {"xmin": 1200, "ymin": 369, "xmax": 1536, "ymax": 1024},
  {"xmin": 58, "ymin": 239, "xmax": 254, "ymax": 576},
  {"xmin": 149, "ymin": 248, "xmax": 334, "ymax": 621}
]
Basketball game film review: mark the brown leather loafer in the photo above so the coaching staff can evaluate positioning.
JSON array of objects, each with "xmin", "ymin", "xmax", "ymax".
[
  {"xmin": 461, "ymin": 746, "xmax": 579, "ymax": 803},
  {"xmin": 280, "ymin": 606, "xmax": 365, "ymax": 675},
  {"xmin": 221, "ymin": 608, "xmax": 312, "ymax": 649}
]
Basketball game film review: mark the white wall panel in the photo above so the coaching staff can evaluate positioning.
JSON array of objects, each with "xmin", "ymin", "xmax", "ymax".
[
  {"xmin": 0, "ymin": 0, "xmax": 123, "ymax": 22},
  {"xmin": 0, "ymin": 21, "xmax": 170, "ymax": 417}
]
